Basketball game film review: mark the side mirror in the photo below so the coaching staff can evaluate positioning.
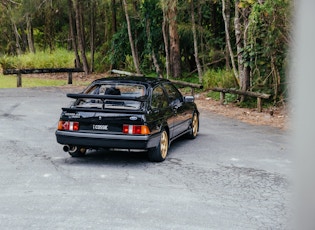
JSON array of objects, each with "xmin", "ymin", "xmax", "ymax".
[{"xmin": 184, "ymin": 95, "xmax": 195, "ymax": 103}]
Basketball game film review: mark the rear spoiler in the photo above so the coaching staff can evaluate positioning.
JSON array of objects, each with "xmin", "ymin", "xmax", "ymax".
[
  {"xmin": 61, "ymin": 107, "xmax": 146, "ymax": 114},
  {"xmin": 67, "ymin": 93, "xmax": 147, "ymax": 102}
]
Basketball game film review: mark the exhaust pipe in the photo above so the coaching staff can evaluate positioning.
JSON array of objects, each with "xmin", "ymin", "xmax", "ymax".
[
  {"xmin": 63, "ymin": 145, "xmax": 86, "ymax": 155},
  {"xmin": 63, "ymin": 145, "xmax": 70, "ymax": 152},
  {"xmin": 68, "ymin": 146, "xmax": 78, "ymax": 153},
  {"xmin": 63, "ymin": 145, "xmax": 77, "ymax": 153}
]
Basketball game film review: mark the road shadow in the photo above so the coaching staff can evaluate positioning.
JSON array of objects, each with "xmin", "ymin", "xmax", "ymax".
[
  {"xmin": 57, "ymin": 133, "xmax": 209, "ymax": 167},
  {"xmin": 61, "ymin": 149, "xmax": 150, "ymax": 166}
]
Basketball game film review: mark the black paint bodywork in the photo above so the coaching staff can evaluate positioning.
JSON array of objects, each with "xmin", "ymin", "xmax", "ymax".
[{"xmin": 55, "ymin": 76, "xmax": 199, "ymax": 151}]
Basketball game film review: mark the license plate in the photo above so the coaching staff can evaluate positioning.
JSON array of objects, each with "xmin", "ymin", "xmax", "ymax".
[{"xmin": 92, "ymin": 124, "xmax": 108, "ymax": 130}]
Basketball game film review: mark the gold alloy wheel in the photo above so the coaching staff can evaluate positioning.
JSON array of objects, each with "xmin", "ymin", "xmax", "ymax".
[
  {"xmin": 160, "ymin": 131, "xmax": 169, "ymax": 159},
  {"xmin": 192, "ymin": 114, "xmax": 198, "ymax": 137}
]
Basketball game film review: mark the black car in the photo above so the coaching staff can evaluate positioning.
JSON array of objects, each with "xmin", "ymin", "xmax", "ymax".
[{"xmin": 55, "ymin": 76, "xmax": 199, "ymax": 162}]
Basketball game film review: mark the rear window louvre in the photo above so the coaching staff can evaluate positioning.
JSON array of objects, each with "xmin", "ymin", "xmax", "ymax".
[
  {"xmin": 62, "ymin": 107, "xmax": 146, "ymax": 114},
  {"xmin": 67, "ymin": 93, "xmax": 147, "ymax": 102}
]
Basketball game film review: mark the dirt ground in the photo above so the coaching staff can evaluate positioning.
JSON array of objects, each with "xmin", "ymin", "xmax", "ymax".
[
  {"xmin": 194, "ymin": 92, "xmax": 288, "ymax": 130},
  {"xmin": 23, "ymin": 73, "xmax": 290, "ymax": 130}
]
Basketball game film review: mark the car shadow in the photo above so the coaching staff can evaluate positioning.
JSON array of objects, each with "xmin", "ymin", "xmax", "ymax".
[
  {"xmin": 62, "ymin": 149, "xmax": 150, "ymax": 166},
  {"xmin": 59, "ymin": 133, "xmax": 208, "ymax": 166}
]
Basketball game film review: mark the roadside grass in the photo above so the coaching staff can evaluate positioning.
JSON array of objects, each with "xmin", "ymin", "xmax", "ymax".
[
  {"xmin": 0, "ymin": 74, "xmax": 90, "ymax": 88},
  {"xmin": 206, "ymin": 91, "xmax": 238, "ymax": 103}
]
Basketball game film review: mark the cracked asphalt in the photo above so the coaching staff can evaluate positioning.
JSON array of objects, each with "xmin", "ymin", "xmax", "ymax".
[{"xmin": 0, "ymin": 87, "xmax": 292, "ymax": 229}]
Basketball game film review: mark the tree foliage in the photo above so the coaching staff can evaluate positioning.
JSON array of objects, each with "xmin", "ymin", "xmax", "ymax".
[
  {"xmin": 244, "ymin": 0, "xmax": 291, "ymax": 100},
  {"xmin": 0, "ymin": 0, "xmax": 292, "ymax": 102}
]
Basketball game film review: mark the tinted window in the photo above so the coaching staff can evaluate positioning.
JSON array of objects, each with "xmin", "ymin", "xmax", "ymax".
[
  {"xmin": 77, "ymin": 83, "xmax": 146, "ymax": 110},
  {"xmin": 163, "ymin": 83, "xmax": 183, "ymax": 104},
  {"xmin": 151, "ymin": 86, "xmax": 168, "ymax": 109},
  {"xmin": 86, "ymin": 84, "xmax": 146, "ymax": 97}
]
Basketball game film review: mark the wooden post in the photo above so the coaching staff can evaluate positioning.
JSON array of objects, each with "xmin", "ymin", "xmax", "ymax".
[
  {"xmin": 68, "ymin": 72, "xmax": 72, "ymax": 84},
  {"xmin": 220, "ymin": 92, "xmax": 225, "ymax": 105},
  {"xmin": 257, "ymin": 97, "xmax": 262, "ymax": 112},
  {"xmin": 17, "ymin": 73, "xmax": 22, "ymax": 87}
]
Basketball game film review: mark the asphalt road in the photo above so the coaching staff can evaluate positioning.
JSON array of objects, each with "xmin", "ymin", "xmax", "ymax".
[{"xmin": 0, "ymin": 87, "xmax": 291, "ymax": 230}]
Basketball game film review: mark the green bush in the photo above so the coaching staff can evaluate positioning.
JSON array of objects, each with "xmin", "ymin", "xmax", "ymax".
[
  {"xmin": 206, "ymin": 91, "xmax": 238, "ymax": 104},
  {"xmin": 202, "ymin": 69, "xmax": 236, "ymax": 89},
  {"xmin": 0, "ymin": 49, "xmax": 76, "ymax": 69},
  {"xmin": 94, "ymin": 51, "xmax": 111, "ymax": 73},
  {"xmin": 124, "ymin": 55, "xmax": 136, "ymax": 73},
  {"xmin": 206, "ymin": 91, "xmax": 221, "ymax": 101},
  {"xmin": 0, "ymin": 55, "xmax": 12, "ymax": 69}
]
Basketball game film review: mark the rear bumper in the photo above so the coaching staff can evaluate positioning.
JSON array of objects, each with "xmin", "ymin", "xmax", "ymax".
[{"xmin": 55, "ymin": 130, "xmax": 160, "ymax": 149}]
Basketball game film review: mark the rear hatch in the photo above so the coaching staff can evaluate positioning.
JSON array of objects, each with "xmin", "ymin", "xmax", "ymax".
[
  {"xmin": 58, "ymin": 82, "xmax": 150, "ymax": 135},
  {"xmin": 60, "ymin": 109, "xmax": 145, "ymax": 134}
]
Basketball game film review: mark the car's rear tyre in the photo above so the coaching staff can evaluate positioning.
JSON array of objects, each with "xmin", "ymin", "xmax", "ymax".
[
  {"xmin": 187, "ymin": 113, "xmax": 199, "ymax": 139},
  {"xmin": 148, "ymin": 129, "xmax": 169, "ymax": 162},
  {"xmin": 68, "ymin": 146, "xmax": 86, "ymax": 157}
]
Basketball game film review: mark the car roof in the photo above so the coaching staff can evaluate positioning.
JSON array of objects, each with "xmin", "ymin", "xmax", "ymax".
[{"xmin": 92, "ymin": 76, "xmax": 171, "ymax": 88}]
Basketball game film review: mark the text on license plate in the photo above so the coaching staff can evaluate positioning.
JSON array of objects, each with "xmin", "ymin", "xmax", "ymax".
[{"xmin": 93, "ymin": 124, "xmax": 108, "ymax": 130}]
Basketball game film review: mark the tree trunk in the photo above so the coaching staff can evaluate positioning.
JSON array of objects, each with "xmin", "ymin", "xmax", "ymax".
[
  {"xmin": 90, "ymin": 0, "xmax": 96, "ymax": 73},
  {"xmin": 73, "ymin": 0, "xmax": 89, "ymax": 74},
  {"xmin": 146, "ymin": 18, "xmax": 163, "ymax": 78},
  {"xmin": 235, "ymin": 1, "xmax": 244, "ymax": 90},
  {"xmin": 190, "ymin": 0, "xmax": 202, "ymax": 83},
  {"xmin": 44, "ymin": 6, "xmax": 54, "ymax": 52},
  {"xmin": 243, "ymin": 8, "xmax": 251, "ymax": 91},
  {"xmin": 197, "ymin": 2, "xmax": 205, "ymax": 72},
  {"xmin": 68, "ymin": 0, "xmax": 81, "ymax": 68},
  {"xmin": 223, "ymin": 0, "xmax": 230, "ymax": 70},
  {"xmin": 168, "ymin": 1, "xmax": 181, "ymax": 78},
  {"xmin": 122, "ymin": 0, "xmax": 141, "ymax": 74},
  {"xmin": 111, "ymin": 0, "xmax": 117, "ymax": 34},
  {"xmin": 162, "ymin": 8, "xmax": 170, "ymax": 79},
  {"xmin": 78, "ymin": 1, "xmax": 85, "ymax": 47},
  {"xmin": 222, "ymin": 0, "xmax": 238, "ymax": 84},
  {"xmin": 26, "ymin": 13, "xmax": 35, "ymax": 53},
  {"xmin": 234, "ymin": 3, "xmax": 250, "ymax": 92},
  {"xmin": 271, "ymin": 55, "xmax": 280, "ymax": 101},
  {"xmin": 12, "ymin": 22, "xmax": 22, "ymax": 55}
]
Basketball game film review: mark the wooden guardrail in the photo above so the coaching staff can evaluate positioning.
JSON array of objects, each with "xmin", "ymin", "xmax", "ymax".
[
  {"xmin": 110, "ymin": 69, "xmax": 203, "ymax": 95},
  {"xmin": 110, "ymin": 69, "xmax": 144, "ymax": 77},
  {"xmin": 3, "ymin": 68, "xmax": 84, "ymax": 87},
  {"xmin": 210, "ymin": 87, "xmax": 271, "ymax": 112},
  {"xmin": 170, "ymin": 79, "xmax": 203, "ymax": 96}
]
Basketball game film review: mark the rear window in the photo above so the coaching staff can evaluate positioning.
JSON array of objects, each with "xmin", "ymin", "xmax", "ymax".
[{"xmin": 76, "ymin": 83, "xmax": 146, "ymax": 110}]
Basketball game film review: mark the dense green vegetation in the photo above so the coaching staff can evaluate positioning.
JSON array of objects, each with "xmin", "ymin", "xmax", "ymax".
[
  {"xmin": 0, "ymin": 49, "xmax": 75, "ymax": 69},
  {"xmin": 0, "ymin": 0, "xmax": 291, "ymax": 104}
]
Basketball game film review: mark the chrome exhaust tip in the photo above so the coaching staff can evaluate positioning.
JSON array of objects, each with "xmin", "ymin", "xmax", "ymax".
[{"xmin": 63, "ymin": 145, "xmax": 70, "ymax": 152}]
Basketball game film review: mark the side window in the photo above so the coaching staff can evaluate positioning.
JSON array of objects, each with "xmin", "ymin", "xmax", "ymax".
[
  {"xmin": 163, "ymin": 83, "xmax": 183, "ymax": 104},
  {"xmin": 151, "ymin": 86, "xmax": 168, "ymax": 109}
]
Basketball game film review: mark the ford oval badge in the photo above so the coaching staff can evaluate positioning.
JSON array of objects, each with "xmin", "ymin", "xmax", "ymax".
[{"xmin": 129, "ymin": 116, "xmax": 137, "ymax": 121}]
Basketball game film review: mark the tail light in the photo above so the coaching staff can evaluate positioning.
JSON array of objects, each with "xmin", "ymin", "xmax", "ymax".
[
  {"xmin": 58, "ymin": 121, "xmax": 79, "ymax": 131},
  {"xmin": 123, "ymin": 124, "xmax": 150, "ymax": 135}
]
